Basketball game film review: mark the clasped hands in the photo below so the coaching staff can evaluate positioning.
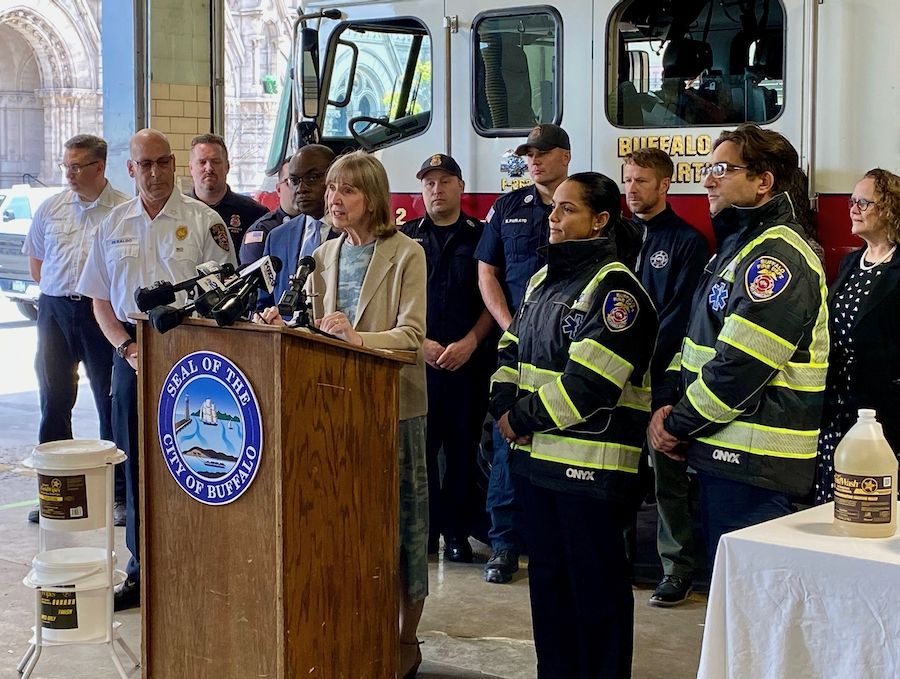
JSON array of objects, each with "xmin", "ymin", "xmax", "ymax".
[{"xmin": 647, "ymin": 405, "xmax": 686, "ymax": 461}]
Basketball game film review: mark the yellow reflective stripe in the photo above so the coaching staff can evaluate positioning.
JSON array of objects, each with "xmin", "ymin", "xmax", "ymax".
[
  {"xmin": 571, "ymin": 261, "xmax": 637, "ymax": 312},
  {"xmin": 538, "ymin": 380, "xmax": 583, "ymax": 429},
  {"xmin": 666, "ymin": 350, "xmax": 683, "ymax": 373},
  {"xmin": 530, "ymin": 433, "xmax": 641, "ymax": 473},
  {"xmin": 686, "ymin": 376, "xmax": 742, "ymax": 423},
  {"xmin": 618, "ymin": 382, "xmax": 651, "ymax": 412},
  {"xmin": 681, "ymin": 338, "xmax": 715, "ymax": 374},
  {"xmin": 719, "ymin": 314, "xmax": 795, "ymax": 370},
  {"xmin": 523, "ymin": 266, "xmax": 548, "ymax": 302},
  {"xmin": 490, "ymin": 365, "xmax": 518, "ymax": 388},
  {"xmin": 498, "ymin": 331, "xmax": 518, "ymax": 350},
  {"xmin": 519, "ymin": 363, "xmax": 560, "ymax": 391},
  {"xmin": 698, "ymin": 420, "xmax": 819, "ymax": 459},
  {"xmin": 769, "ymin": 362, "xmax": 827, "ymax": 392},
  {"xmin": 569, "ymin": 338, "xmax": 633, "ymax": 389}
]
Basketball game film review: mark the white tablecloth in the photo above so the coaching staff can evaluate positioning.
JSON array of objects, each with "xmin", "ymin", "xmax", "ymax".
[{"xmin": 697, "ymin": 502, "xmax": 900, "ymax": 679}]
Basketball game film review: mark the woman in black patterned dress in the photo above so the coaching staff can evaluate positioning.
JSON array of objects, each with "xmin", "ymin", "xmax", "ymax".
[{"xmin": 815, "ymin": 168, "xmax": 900, "ymax": 503}]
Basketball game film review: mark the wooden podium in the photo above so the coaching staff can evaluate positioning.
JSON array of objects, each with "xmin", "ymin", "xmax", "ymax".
[{"xmin": 135, "ymin": 317, "xmax": 414, "ymax": 678}]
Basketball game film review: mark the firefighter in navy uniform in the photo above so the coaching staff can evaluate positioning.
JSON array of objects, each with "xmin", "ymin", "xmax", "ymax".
[
  {"xmin": 475, "ymin": 123, "xmax": 572, "ymax": 583},
  {"xmin": 492, "ymin": 173, "xmax": 656, "ymax": 679},
  {"xmin": 624, "ymin": 148, "xmax": 709, "ymax": 607},
  {"xmin": 401, "ymin": 154, "xmax": 495, "ymax": 562},
  {"xmin": 649, "ymin": 125, "xmax": 829, "ymax": 566}
]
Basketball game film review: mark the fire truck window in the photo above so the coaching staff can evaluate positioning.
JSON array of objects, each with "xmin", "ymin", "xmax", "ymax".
[
  {"xmin": 473, "ymin": 9, "xmax": 561, "ymax": 135},
  {"xmin": 608, "ymin": 0, "xmax": 785, "ymax": 127},
  {"xmin": 321, "ymin": 21, "xmax": 431, "ymax": 151}
]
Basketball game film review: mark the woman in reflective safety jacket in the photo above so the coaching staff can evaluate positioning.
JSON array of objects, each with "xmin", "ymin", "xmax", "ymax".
[{"xmin": 490, "ymin": 173, "xmax": 657, "ymax": 679}]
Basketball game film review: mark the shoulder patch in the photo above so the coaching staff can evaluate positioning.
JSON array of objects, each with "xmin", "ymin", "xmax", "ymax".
[
  {"xmin": 210, "ymin": 223, "xmax": 230, "ymax": 251},
  {"xmin": 603, "ymin": 290, "xmax": 639, "ymax": 332},
  {"xmin": 243, "ymin": 230, "xmax": 264, "ymax": 244},
  {"xmin": 745, "ymin": 255, "xmax": 791, "ymax": 302}
]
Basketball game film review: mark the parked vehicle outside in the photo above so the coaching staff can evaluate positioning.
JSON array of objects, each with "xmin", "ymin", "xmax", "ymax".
[{"xmin": 0, "ymin": 184, "xmax": 65, "ymax": 320}]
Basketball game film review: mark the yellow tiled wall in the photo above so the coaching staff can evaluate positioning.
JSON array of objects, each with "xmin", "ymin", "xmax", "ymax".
[{"xmin": 150, "ymin": 82, "xmax": 212, "ymax": 191}]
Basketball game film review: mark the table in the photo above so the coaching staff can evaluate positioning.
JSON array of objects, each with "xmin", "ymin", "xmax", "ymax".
[{"xmin": 697, "ymin": 502, "xmax": 900, "ymax": 679}]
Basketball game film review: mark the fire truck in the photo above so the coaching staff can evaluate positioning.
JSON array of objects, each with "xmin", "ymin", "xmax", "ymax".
[{"xmin": 267, "ymin": 0, "xmax": 899, "ymax": 279}]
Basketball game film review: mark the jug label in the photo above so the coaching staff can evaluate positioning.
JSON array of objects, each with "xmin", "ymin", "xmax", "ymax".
[
  {"xmin": 834, "ymin": 472, "xmax": 894, "ymax": 524},
  {"xmin": 41, "ymin": 590, "xmax": 78, "ymax": 630},
  {"xmin": 38, "ymin": 474, "xmax": 88, "ymax": 520}
]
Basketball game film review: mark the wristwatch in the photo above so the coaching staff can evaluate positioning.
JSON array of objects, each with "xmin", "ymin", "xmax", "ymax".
[{"xmin": 115, "ymin": 339, "xmax": 134, "ymax": 359}]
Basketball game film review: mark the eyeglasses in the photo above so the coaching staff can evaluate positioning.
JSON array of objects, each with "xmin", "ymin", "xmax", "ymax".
[
  {"xmin": 848, "ymin": 197, "xmax": 878, "ymax": 212},
  {"xmin": 286, "ymin": 173, "xmax": 324, "ymax": 188},
  {"xmin": 130, "ymin": 156, "xmax": 174, "ymax": 172},
  {"xmin": 59, "ymin": 161, "xmax": 100, "ymax": 175},
  {"xmin": 699, "ymin": 162, "xmax": 749, "ymax": 179}
]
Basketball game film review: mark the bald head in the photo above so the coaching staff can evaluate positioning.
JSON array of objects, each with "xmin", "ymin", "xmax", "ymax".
[
  {"xmin": 128, "ymin": 128, "xmax": 176, "ymax": 217},
  {"xmin": 288, "ymin": 145, "xmax": 335, "ymax": 219}
]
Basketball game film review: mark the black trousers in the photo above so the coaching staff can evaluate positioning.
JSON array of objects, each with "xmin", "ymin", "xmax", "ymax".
[
  {"xmin": 524, "ymin": 481, "xmax": 634, "ymax": 679},
  {"xmin": 111, "ymin": 323, "xmax": 139, "ymax": 583},
  {"xmin": 35, "ymin": 294, "xmax": 124, "ymax": 498},
  {"xmin": 425, "ymin": 364, "xmax": 486, "ymax": 541}
]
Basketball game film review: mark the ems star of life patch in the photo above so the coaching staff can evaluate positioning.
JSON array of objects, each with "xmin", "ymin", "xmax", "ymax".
[
  {"xmin": 745, "ymin": 255, "xmax": 791, "ymax": 302},
  {"xmin": 603, "ymin": 290, "xmax": 639, "ymax": 332}
]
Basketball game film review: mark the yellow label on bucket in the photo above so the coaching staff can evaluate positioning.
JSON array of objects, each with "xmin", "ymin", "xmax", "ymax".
[
  {"xmin": 41, "ymin": 590, "xmax": 79, "ymax": 630},
  {"xmin": 38, "ymin": 474, "xmax": 88, "ymax": 520}
]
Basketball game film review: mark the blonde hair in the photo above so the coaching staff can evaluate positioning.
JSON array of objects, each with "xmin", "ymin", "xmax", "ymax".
[
  {"xmin": 326, "ymin": 151, "xmax": 396, "ymax": 237},
  {"xmin": 864, "ymin": 168, "xmax": 900, "ymax": 244}
]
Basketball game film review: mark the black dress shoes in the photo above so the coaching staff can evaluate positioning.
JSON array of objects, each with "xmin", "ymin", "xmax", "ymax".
[
  {"xmin": 114, "ymin": 579, "xmax": 141, "ymax": 611},
  {"xmin": 484, "ymin": 549, "xmax": 519, "ymax": 583},
  {"xmin": 443, "ymin": 537, "xmax": 474, "ymax": 563}
]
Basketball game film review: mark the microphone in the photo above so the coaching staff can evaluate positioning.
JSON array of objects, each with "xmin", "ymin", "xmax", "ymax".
[
  {"xmin": 211, "ymin": 256, "xmax": 283, "ymax": 326},
  {"xmin": 148, "ymin": 304, "xmax": 194, "ymax": 334},
  {"xmin": 134, "ymin": 261, "xmax": 236, "ymax": 311},
  {"xmin": 277, "ymin": 256, "xmax": 317, "ymax": 316}
]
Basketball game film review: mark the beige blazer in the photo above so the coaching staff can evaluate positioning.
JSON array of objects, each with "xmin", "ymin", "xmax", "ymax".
[{"xmin": 308, "ymin": 230, "xmax": 427, "ymax": 420}]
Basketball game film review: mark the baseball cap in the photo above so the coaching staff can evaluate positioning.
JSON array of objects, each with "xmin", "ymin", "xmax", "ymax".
[
  {"xmin": 416, "ymin": 153, "xmax": 463, "ymax": 180},
  {"xmin": 514, "ymin": 124, "xmax": 571, "ymax": 156}
]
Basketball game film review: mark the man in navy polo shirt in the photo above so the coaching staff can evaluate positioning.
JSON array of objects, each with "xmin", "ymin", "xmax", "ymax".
[
  {"xmin": 474, "ymin": 123, "xmax": 571, "ymax": 583},
  {"xmin": 189, "ymin": 133, "xmax": 267, "ymax": 251},
  {"xmin": 402, "ymin": 154, "xmax": 495, "ymax": 563}
]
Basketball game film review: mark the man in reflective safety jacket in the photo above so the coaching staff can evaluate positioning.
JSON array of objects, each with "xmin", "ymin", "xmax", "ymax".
[{"xmin": 649, "ymin": 125, "xmax": 828, "ymax": 564}]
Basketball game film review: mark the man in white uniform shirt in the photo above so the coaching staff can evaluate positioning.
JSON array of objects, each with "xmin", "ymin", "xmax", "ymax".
[
  {"xmin": 22, "ymin": 134, "xmax": 129, "ymax": 523},
  {"xmin": 78, "ymin": 128, "xmax": 236, "ymax": 610}
]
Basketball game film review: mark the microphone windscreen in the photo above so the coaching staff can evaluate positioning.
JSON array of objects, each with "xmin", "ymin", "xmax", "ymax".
[
  {"xmin": 135, "ymin": 285, "xmax": 175, "ymax": 312},
  {"xmin": 269, "ymin": 256, "xmax": 283, "ymax": 273},
  {"xmin": 148, "ymin": 305, "xmax": 183, "ymax": 334},
  {"xmin": 298, "ymin": 256, "xmax": 316, "ymax": 271}
]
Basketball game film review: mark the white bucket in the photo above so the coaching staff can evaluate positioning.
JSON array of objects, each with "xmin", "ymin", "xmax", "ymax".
[
  {"xmin": 23, "ymin": 547, "xmax": 125, "ymax": 643},
  {"xmin": 22, "ymin": 439, "xmax": 126, "ymax": 531}
]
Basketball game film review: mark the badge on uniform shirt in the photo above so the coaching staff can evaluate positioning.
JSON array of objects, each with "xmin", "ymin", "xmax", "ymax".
[
  {"xmin": 524, "ymin": 194, "xmax": 534, "ymax": 204},
  {"xmin": 243, "ymin": 230, "xmax": 263, "ymax": 244},
  {"xmin": 650, "ymin": 250, "xmax": 669, "ymax": 268},
  {"xmin": 745, "ymin": 255, "xmax": 791, "ymax": 302},
  {"xmin": 210, "ymin": 223, "xmax": 230, "ymax": 251},
  {"xmin": 708, "ymin": 281, "xmax": 729, "ymax": 311},
  {"xmin": 229, "ymin": 214, "xmax": 241, "ymax": 229},
  {"xmin": 175, "ymin": 225, "xmax": 188, "ymax": 241},
  {"xmin": 603, "ymin": 290, "xmax": 639, "ymax": 332}
]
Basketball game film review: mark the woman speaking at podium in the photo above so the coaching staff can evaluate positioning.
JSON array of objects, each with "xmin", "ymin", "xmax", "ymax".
[{"xmin": 256, "ymin": 151, "xmax": 428, "ymax": 678}]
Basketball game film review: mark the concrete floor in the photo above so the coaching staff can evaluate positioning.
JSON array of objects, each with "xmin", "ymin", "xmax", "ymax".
[{"xmin": 0, "ymin": 298, "xmax": 707, "ymax": 678}]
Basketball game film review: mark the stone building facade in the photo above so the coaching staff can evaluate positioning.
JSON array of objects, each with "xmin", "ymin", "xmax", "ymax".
[{"xmin": 0, "ymin": 0, "xmax": 293, "ymax": 192}]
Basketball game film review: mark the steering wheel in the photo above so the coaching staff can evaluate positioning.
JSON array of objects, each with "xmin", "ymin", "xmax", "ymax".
[{"xmin": 348, "ymin": 116, "xmax": 403, "ymax": 150}]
